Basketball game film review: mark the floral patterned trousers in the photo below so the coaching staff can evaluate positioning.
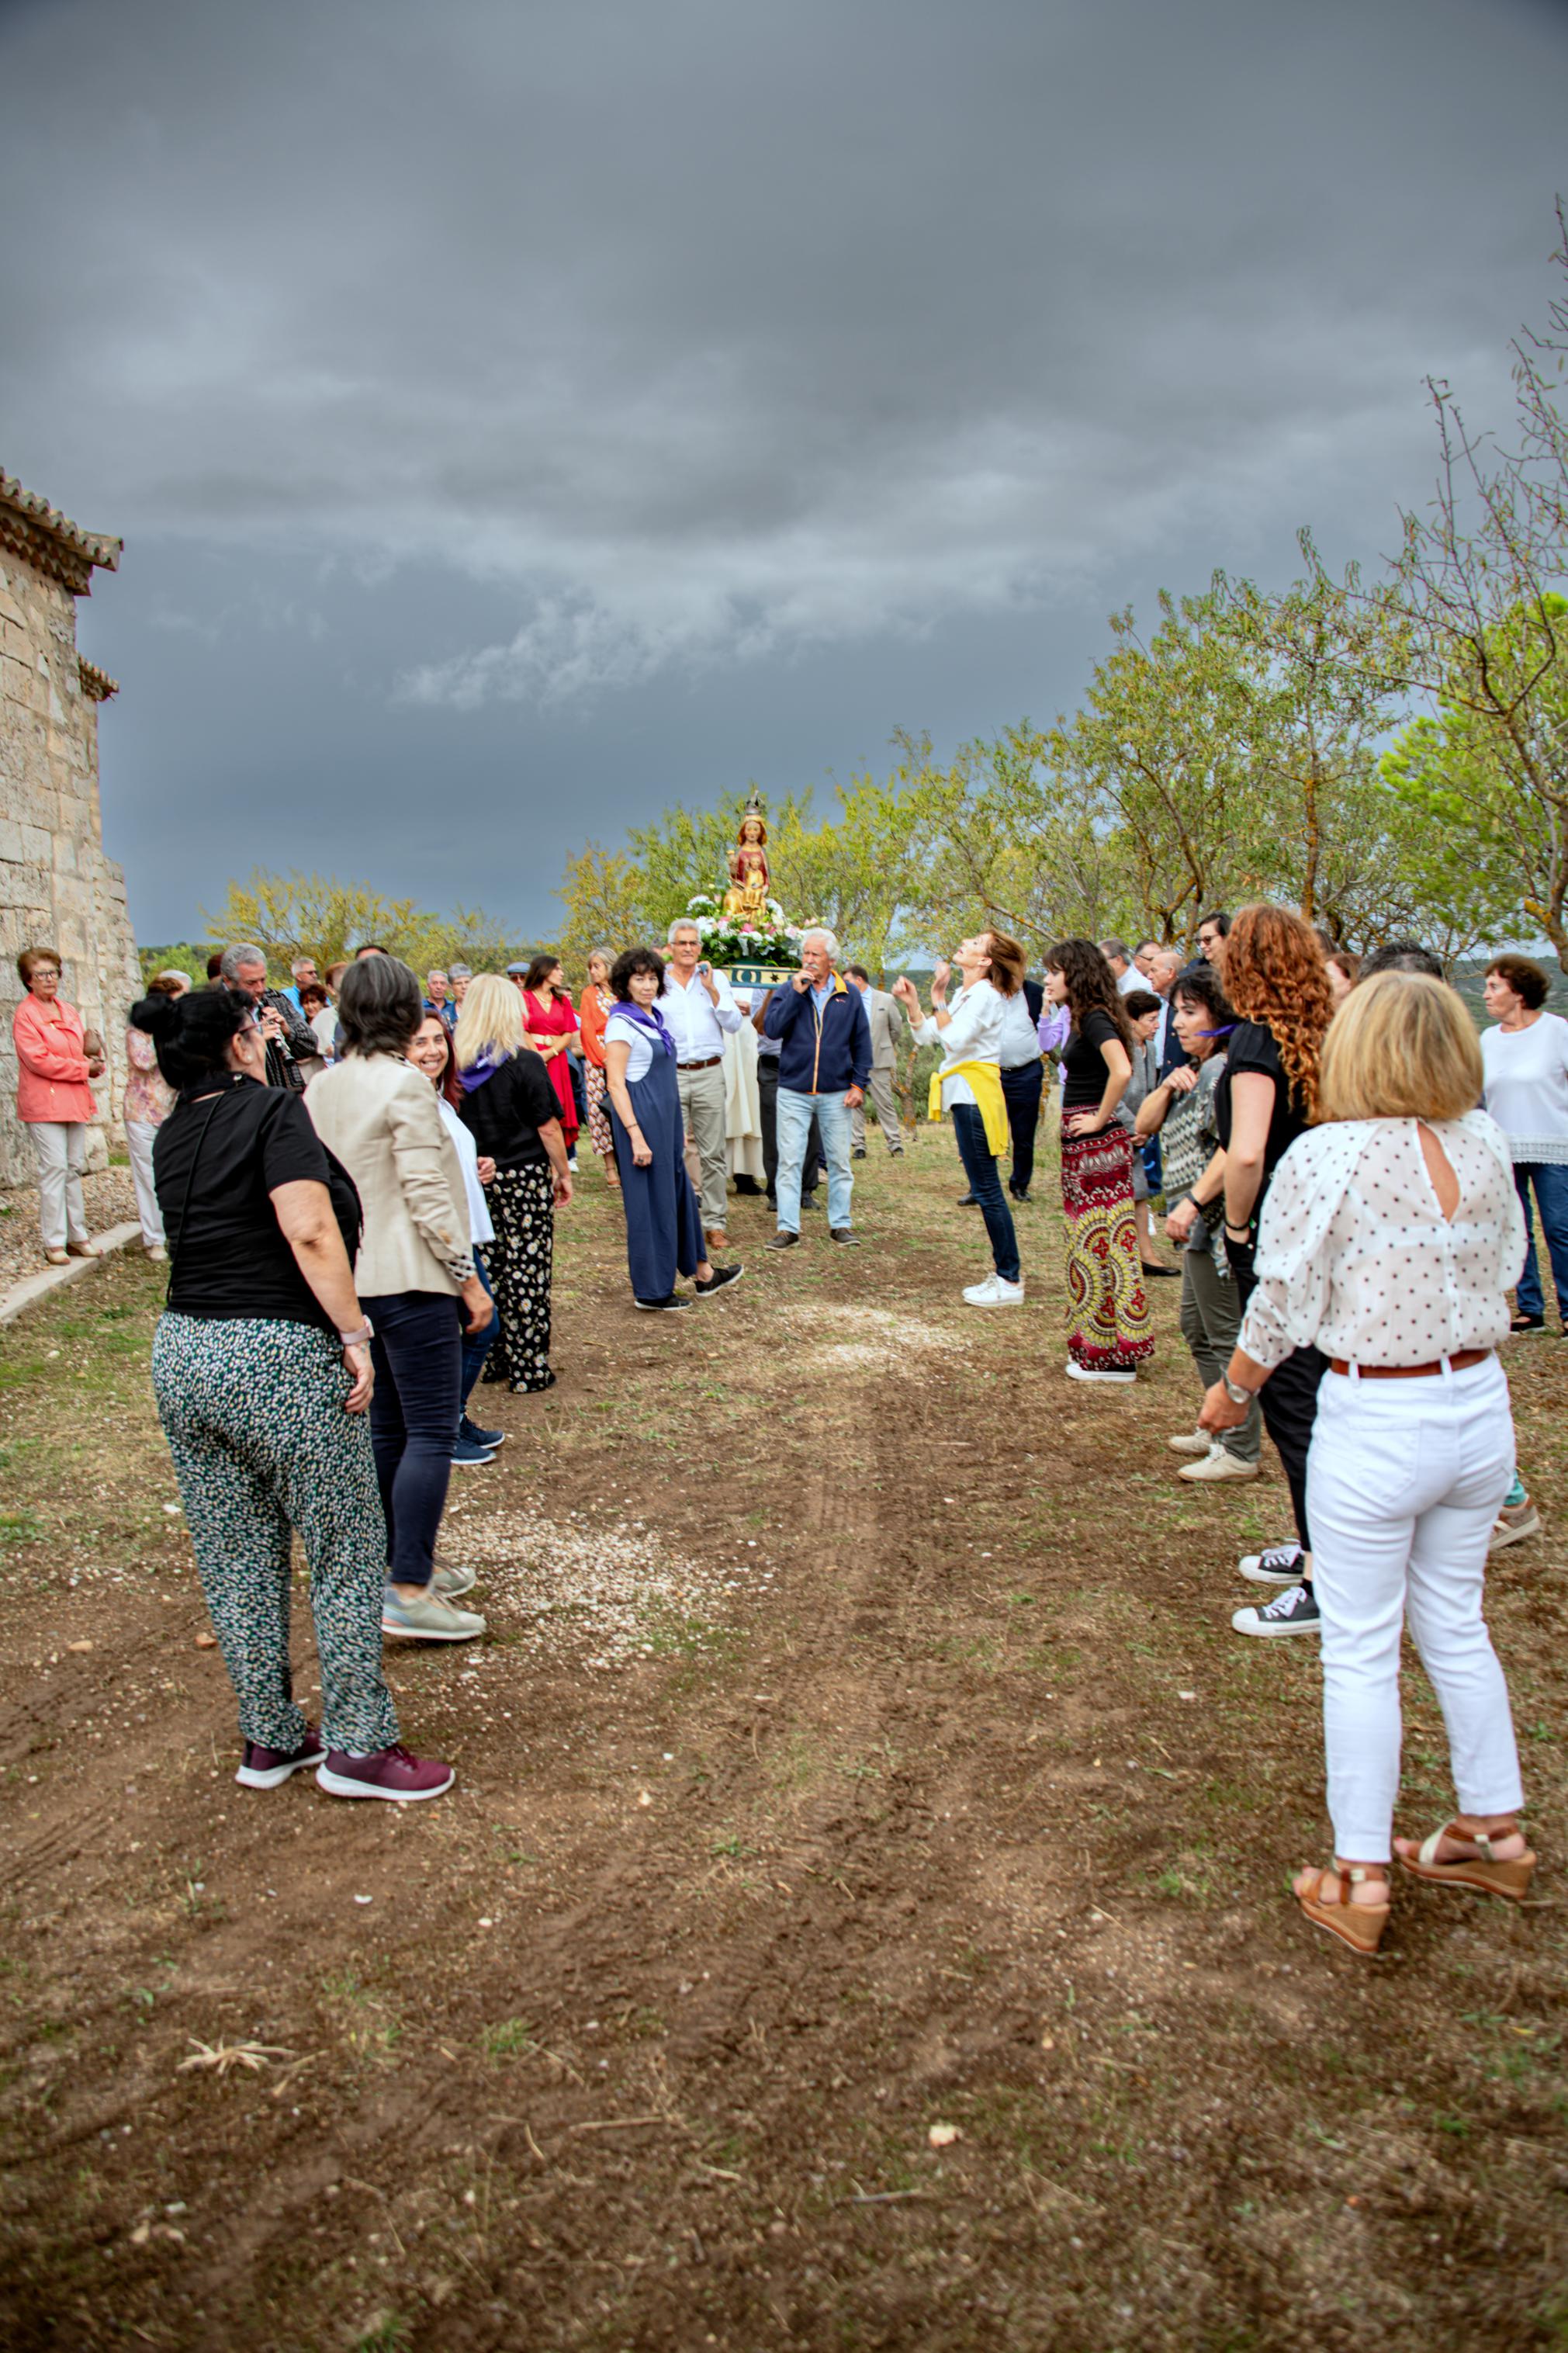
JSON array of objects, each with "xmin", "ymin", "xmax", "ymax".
[
  {"xmin": 151, "ymin": 1313, "xmax": 399, "ymax": 1755},
  {"xmin": 480, "ymin": 1159, "xmax": 556, "ymax": 1392}
]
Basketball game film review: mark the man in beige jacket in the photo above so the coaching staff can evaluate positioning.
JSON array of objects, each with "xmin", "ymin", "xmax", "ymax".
[{"xmin": 846, "ymin": 966, "xmax": 905, "ymax": 1159}]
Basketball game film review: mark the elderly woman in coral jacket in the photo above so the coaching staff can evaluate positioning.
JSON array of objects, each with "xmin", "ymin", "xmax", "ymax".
[{"xmin": 12, "ymin": 946, "xmax": 105, "ymax": 1266}]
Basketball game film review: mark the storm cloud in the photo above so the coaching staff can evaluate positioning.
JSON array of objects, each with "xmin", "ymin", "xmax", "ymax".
[{"xmin": 2, "ymin": 0, "xmax": 1565, "ymax": 938}]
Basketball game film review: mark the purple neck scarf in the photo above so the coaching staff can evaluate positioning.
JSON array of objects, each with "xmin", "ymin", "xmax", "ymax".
[
  {"xmin": 456, "ymin": 1046, "xmax": 507, "ymax": 1093},
  {"xmin": 611, "ymin": 1001, "xmax": 675, "ymax": 1056}
]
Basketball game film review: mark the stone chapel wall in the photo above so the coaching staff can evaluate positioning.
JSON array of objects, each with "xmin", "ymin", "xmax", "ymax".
[{"xmin": 0, "ymin": 476, "xmax": 139, "ymax": 1188}]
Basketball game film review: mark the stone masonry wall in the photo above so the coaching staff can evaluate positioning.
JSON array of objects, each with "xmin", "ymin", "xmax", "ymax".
[{"xmin": 0, "ymin": 554, "xmax": 140, "ymax": 1188}]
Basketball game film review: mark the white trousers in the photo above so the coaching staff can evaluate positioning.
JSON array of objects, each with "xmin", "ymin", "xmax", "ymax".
[
  {"xmin": 1307, "ymin": 1354, "xmax": 1521, "ymax": 1861},
  {"xmin": 29, "ymin": 1120, "xmax": 88, "ymax": 1253},
  {"xmin": 126, "ymin": 1118, "xmax": 164, "ymax": 1247}
]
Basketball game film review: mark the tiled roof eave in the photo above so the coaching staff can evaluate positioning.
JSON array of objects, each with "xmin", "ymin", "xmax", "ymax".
[
  {"xmin": 0, "ymin": 471, "xmax": 122, "ymax": 596},
  {"xmin": 78, "ymin": 657, "xmax": 119, "ymax": 702}
]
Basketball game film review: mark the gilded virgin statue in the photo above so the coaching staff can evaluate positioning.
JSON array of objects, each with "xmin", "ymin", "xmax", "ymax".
[{"xmin": 722, "ymin": 799, "xmax": 771, "ymax": 924}]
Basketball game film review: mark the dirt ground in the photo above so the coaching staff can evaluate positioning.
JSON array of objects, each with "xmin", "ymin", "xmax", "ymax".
[{"xmin": 2, "ymin": 1132, "xmax": 1566, "ymax": 2353}]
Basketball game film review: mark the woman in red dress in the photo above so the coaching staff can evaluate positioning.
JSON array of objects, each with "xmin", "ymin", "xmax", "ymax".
[{"xmin": 519, "ymin": 956, "xmax": 581, "ymax": 1163}]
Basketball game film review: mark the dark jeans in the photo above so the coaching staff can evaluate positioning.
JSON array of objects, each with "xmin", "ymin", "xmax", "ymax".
[
  {"xmin": 1227, "ymin": 1239, "xmax": 1327, "ymax": 1559},
  {"xmin": 999, "ymin": 1060, "xmax": 1044, "ymax": 1195},
  {"xmin": 758, "ymin": 1059, "xmax": 819, "ymax": 1203},
  {"xmin": 459, "ymin": 1259, "xmax": 498, "ymax": 1420},
  {"xmin": 568, "ymin": 1054, "xmax": 588, "ymax": 1130},
  {"xmin": 1514, "ymin": 1162, "xmax": 1568, "ymax": 1320},
  {"xmin": 951, "ymin": 1103, "xmax": 1020, "ymax": 1284},
  {"xmin": 359, "ymin": 1289, "xmax": 462, "ymax": 1589}
]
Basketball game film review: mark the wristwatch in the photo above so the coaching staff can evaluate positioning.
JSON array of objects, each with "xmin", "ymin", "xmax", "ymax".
[
  {"xmin": 338, "ymin": 1321, "xmax": 374, "ymax": 1348},
  {"xmin": 1222, "ymin": 1374, "xmax": 1254, "ymax": 1405}
]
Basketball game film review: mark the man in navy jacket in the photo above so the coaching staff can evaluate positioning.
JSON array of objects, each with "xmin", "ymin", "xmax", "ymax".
[{"xmin": 762, "ymin": 927, "xmax": 871, "ymax": 1249}]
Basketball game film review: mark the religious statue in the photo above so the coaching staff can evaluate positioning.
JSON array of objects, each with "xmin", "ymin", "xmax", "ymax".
[{"xmin": 722, "ymin": 795, "xmax": 772, "ymax": 924}]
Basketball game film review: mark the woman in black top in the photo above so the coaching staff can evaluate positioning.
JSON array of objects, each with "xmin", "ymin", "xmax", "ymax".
[
  {"xmin": 453, "ymin": 973, "xmax": 573, "ymax": 1391},
  {"xmin": 1199, "ymin": 902, "xmax": 1334, "ymax": 1639},
  {"xmin": 136, "ymin": 984, "xmax": 452, "ymax": 1804},
  {"xmin": 1043, "ymin": 939, "xmax": 1154, "ymax": 1384}
]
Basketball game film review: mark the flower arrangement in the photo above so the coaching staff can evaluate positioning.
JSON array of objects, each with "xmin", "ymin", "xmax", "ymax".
[{"xmin": 682, "ymin": 893, "xmax": 802, "ymax": 967}]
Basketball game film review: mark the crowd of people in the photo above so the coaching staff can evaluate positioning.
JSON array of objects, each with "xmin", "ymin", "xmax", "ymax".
[{"xmin": 8, "ymin": 910, "xmax": 1563, "ymax": 1951}]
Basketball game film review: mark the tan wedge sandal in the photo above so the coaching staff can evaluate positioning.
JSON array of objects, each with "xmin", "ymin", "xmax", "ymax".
[
  {"xmin": 1294, "ymin": 1864, "xmax": 1391, "ymax": 1956},
  {"xmin": 1398, "ymin": 1821, "xmax": 1536, "ymax": 1904}
]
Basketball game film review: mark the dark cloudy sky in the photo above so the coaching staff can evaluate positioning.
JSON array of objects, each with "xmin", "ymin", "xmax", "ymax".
[{"xmin": 3, "ymin": 0, "xmax": 1566, "ymax": 944}]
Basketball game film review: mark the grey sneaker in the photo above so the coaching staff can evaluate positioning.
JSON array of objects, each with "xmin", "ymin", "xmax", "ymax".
[
  {"xmin": 1490, "ymin": 1500, "xmax": 1542, "ymax": 1552},
  {"xmin": 381, "ymin": 1589, "xmax": 486, "ymax": 1642},
  {"xmin": 432, "ymin": 1564, "xmax": 477, "ymax": 1599},
  {"xmin": 829, "ymin": 1228, "xmax": 860, "ymax": 1247},
  {"xmin": 1168, "ymin": 1428, "xmax": 1213, "ymax": 1456},
  {"xmin": 1232, "ymin": 1583, "xmax": 1321, "ymax": 1638},
  {"xmin": 1238, "ymin": 1542, "xmax": 1304, "ymax": 1585}
]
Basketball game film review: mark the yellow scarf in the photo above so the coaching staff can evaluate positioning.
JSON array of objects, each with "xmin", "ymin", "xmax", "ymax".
[{"xmin": 927, "ymin": 1058, "xmax": 1009, "ymax": 1156}]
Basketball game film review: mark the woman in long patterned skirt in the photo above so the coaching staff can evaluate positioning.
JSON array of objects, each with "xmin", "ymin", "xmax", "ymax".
[
  {"xmin": 455, "ymin": 975, "xmax": 574, "ymax": 1393},
  {"xmin": 1044, "ymin": 938, "xmax": 1154, "ymax": 1384}
]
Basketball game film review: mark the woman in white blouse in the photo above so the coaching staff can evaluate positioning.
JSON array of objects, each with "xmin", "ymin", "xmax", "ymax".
[
  {"xmin": 1199, "ymin": 972, "xmax": 1535, "ymax": 1955},
  {"xmin": 408, "ymin": 1013, "xmax": 505, "ymax": 1468},
  {"xmin": 893, "ymin": 930, "xmax": 1027, "ymax": 1307},
  {"xmin": 1479, "ymin": 953, "xmax": 1568, "ymax": 1333}
]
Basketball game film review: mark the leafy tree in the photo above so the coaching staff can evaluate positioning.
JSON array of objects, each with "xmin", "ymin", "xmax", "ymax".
[
  {"xmin": 1383, "ymin": 206, "xmax": 1568, "ymax": 964},
  {"xmin": 1219, "ymin": 557, "xmax": 1417, "ymax": 942},
  {"xmin": 1056, "ymin": 588, "xmax": 1262, "ymax": 947},
  {"xmin": 554, "ymin": 840, "xmax": 649, "ymax": 975},
  {"xmin": 767, "ymin": 771, "xmax": 927, "ymax": 970},
  {"xmin": 204, "ymin": 869, "xmax": 531, "ymax": 978},
  {"xmin": 895, "ymin": 723, "xmax": 1126, "ymax": 951},
  {"xmin": 137, "ymin": 940, "xmax": 216, "ymax": 986}
]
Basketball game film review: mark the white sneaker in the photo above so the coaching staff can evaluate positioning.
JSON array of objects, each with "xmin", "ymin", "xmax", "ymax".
[
  {"xmin": 1167, "ymin": 1428, "xmax": 1212, "ymax": 1456},
  {"xmin": 963, "ymin": 1274, "xmax": 1025, "ymax": 1307},
  {"xmin": 1179, "ymin": 1445, "xmax": 1259, "ymax": 1483},
  {"xmin": 1064, "ymin": 1360, "xmax": 1136, "ymax": 1384}
]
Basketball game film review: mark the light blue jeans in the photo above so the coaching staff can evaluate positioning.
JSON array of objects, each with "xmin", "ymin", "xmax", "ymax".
[{"xmin": 777, "ymin": 1087, "xmax": 854, "ymax": 1232}]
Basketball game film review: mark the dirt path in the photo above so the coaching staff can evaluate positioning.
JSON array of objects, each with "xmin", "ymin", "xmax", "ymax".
[{"xmin": 2, "ymin": 1134, "xmax": 1566, "ymax": 2351}]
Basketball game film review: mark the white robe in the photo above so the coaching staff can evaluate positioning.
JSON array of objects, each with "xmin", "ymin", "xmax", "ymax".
[{"xmin": 723, "ymin": 1012, "xmax": 765, "ymax": 1180}]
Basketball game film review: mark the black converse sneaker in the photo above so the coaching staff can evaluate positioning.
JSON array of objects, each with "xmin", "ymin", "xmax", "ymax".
[
  {"xmin": 1238, "ymin": 1542, "xmax": 1304, "ymax": 1585},
  {"xmin": 1232, "ymin": 1584, "xmax": 1321, "ymax": 1638}
]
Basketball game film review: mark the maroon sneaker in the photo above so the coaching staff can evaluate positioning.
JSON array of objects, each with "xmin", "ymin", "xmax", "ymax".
[
  {"xmin": 315, "ymin": 1745, "xmax": 454, "ymax": 1803},
  {"xmin": 236, "ymin": 1727, "xmax": 326, "ymax": 1790}
]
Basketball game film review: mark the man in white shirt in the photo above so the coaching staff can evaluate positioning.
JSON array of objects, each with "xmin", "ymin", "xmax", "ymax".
[
  {"xmin": 1099, "ymin": 938, "xmax": 1142, "ymax": 998},
  {"xmin": 845, "ymin": 965, "xmax": 905, "ymax": 1159},
  {"xmin": 662, "ymin": 920, "xmax": 743, "ymax": 1247}
]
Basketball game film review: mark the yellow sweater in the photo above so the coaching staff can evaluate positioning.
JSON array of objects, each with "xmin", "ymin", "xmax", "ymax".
[{"xmin": 927, "ymin": 1058, "xmax": 1009, "ymax": 1156}]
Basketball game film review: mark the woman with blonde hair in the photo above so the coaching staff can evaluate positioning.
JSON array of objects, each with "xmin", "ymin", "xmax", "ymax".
[
  {"xmin": 577, "ymin": 949, "xmax": 620, "ymax": 1189},
  {"xmin": 1211, "ymin": 903, "xmax": 1334, "ymax": 1636},
  {"xmin": 1200, "ymin": 973, "xmax": 1535, "ymax": 1953},
  {"xmin": 893, "ymin": 928, "xmax": 1027, "ymax": 1308},
  {"xmin": 455, "ymin": 974, "xmax": 572, "ymax": 1392}
]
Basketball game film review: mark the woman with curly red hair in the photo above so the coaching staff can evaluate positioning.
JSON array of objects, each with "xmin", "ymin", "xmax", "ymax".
[
  {"xmin": 1208, "ymin": 903, "xmax": 1334, "ymax": 1637},
  {"xmin": 1041, "ymin": 939, "xmax": 1154, "ymax": 1382}
]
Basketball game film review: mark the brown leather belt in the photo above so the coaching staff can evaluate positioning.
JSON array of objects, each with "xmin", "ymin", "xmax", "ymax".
[
  {"xmin": 677, "ymin": 1055, "xmax": 722, "ymax": 1071},
  {"xmin": 1328, "ymin": 1348, "xmax": 1492, "ymax": 1379}
]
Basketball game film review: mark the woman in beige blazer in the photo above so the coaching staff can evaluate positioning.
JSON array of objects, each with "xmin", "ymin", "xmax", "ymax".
[{"xmin": 307, "ymin": 957, "xmax": 492, "ymax": 1645}]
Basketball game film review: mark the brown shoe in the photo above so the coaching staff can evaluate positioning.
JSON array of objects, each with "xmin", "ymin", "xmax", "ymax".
[
  {"xmin": 65, "ymin": 1241, "xmax": 96, "ymax": 1259},
  {"xmin": 705, "ymin": 1228, "xmax": 728, "ymax": 1252}
]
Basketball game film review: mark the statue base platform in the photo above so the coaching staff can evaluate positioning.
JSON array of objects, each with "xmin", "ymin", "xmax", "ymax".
[{"xmin": 718, "ymin": 962, "xmax": 795, "ymax": 989}]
